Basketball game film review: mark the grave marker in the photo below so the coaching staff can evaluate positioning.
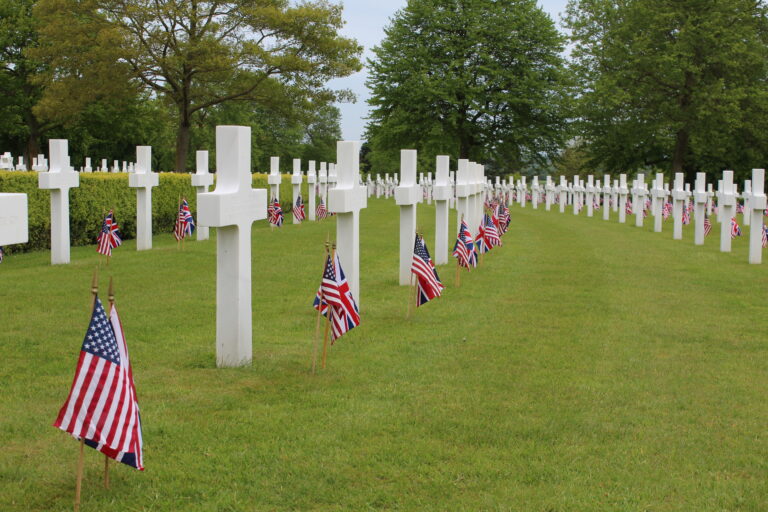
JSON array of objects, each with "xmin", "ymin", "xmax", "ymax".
[
  {"xmin": 395, "ymin": 150, "xmax": 421, "ymax": 285},
  {"xmin": 128, "ymin": 146, "xmax": 158, "ymax": 250},
  {"xmin": 38, "ymin": 139, "xmax": 79, "ymax": 264},
  {"xmin": 192, "ymin": 150, "xmax": 214, "ymax": 241}
]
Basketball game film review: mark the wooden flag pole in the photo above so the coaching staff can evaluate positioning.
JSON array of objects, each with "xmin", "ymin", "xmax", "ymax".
[
  {"xmin": 312, "ymin": 241, "xmax": 330, "ymax": 374},
  {"xmin": 177, "ymin": 195, "xmax": 182, "ymax": 250},
  {"xmin": 104, "ymin": 277, "xmax": 115, "ymax": 489}
]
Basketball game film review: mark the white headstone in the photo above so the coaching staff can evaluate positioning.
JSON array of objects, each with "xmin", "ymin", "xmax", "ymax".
[
  {"xmin": 558, "ymin": 176, "xmax": 567, "ymax": 213},
  {"xmin": 718, "ymin": 171, "xmax": 737, "ymax": 252},
  {"xmin": 38, "ymin": 139, "xmax": 79, "ymax": 264},
  {"xmin": 671, "ymin": 173, "xmax": 687, "ymax": 240},
  {"xmin": 291, "ymin": 159, "xmax": 302, "ymax": 224},
  {"xmin": 742, "ymin": 180, "xmax": 752, "ymax": 227},
  {"xmin": 198, "ymin": 126, "xmax": 266, "ymax": 367},
  {"xmin": 707, "ymin": 183, "xmax": 714, "ymax": 215},
  {"xmin": 433, "ymin": 156, "xmax": 451, "ymax": 265},
  {"xmin": 632, "ymin": 174, "xmax": 647, "ymax": 227},
  {"xmin": 650, "ymin": 173, "xmax": 666, "ymax": 232},
  {"xmin": 328, "ymin": 141, "xmax": 367, "ymax": 304},
  {"xmin": 128, "ymin": 146, "xmax": 159, "ymax": 250},
  {"xmin": 307, "ymin": 161, "xmax": 317, "ymax": 221},
  {"xmin": 395, "ymin": 150, "xmax": 421, "ymax": 285},
  {"xmin": 83, "ymin": 157, "xmax": 92, "ymax": 173},
  {"xmin": 319, "ymin": 163, "xmax": 328, "ymax": 203},
  {"xmin": 192, "ymin": 150, "xmax": 214, "ymax": 241},
  {"xmin": 693, "ymin": 172, "xmax": 708, "ymax": 246},
  {"xmin": 268, "ymin": 157, "xmax": 281, "ymax": 201},
  {"xmin": 748, "ymin": 169, "xmax": 766, "ymax": 264},
  {"xmin": 618, "ymin": 174, "xmax": 629, "ymax": 223},
  {"xmin": 15, "ymin": 156, "xmax": 25, "ymax": 171},
  {"xmin": 602, "ymin": 175, "xmax": 611, "ymax": 220},
  {"xmin": 0, "ymin": 193, "xmax": 29, "ymax": 246}
]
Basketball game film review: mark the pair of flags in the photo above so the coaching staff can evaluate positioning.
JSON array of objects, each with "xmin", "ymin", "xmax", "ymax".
[
  {"xmin": 97, "ymin": 211, "xmax": 122, "ymax": 256},
  {"xmin": 313, "ymin": 250, "xmax": 360, "ymax": 341},
  {"xmin": 54, "ymin": 294, "xmax": 144, "ymax": 471},
  {"xmin": 173, "ymin": 199, "xmax": 195, "ymax": 241},
  {"xmin": 268, "ymin": 197, "xmax": 284, "ymax": 227},
  {"xmin": 293, "ymin": 196, "xmax": 306, "ymax": 223},
  {"xmin": 412, "ymin": 234, "xmax": 444, "ymax": 307},
  {"xmin": 453, "ymin": 219, "xmax": 477, "ymax": 270}
]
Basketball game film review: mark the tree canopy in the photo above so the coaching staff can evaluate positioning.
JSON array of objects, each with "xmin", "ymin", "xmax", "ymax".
[{"xmin": 364, "ymin": 0, "xmax": 569, "ymax": 176}]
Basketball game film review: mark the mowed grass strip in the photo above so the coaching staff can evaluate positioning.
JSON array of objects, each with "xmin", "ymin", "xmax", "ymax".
[{"xmin": 1, "ymin": 199, "xmax": 766, "ymax": 511}]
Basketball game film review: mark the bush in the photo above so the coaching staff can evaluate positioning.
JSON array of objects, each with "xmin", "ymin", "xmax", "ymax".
[{"xmin": 0, "ymin": 171, "xmax": 308, "ymax": 253}]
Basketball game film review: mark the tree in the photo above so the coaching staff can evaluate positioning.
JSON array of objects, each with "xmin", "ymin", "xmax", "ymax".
[
  {"xmin": 565, "ymin": 0, "xmax": 768, "ymax": 181},
  {"xmin": 32, "ymin": 0, "xmax": 362, "ymax": 171},
  {"xmin": 365, "ymin": 0, "xmax": 568, "ymax": 176}
]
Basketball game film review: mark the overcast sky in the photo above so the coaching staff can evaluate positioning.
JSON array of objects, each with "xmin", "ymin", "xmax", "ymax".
[{"xmin": 328, "ymin": 0, "xmax": 571, "ymax": 141}]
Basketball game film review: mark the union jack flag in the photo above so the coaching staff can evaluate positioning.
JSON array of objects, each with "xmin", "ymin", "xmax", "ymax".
[
  {"xmin": 269, "ymin": 197, "xmax": 283, "ymax": 227},
  {"xmin": 54, "ymin": 297, "xmax": 144, "ymax": 470},
  {"xmin": 411, "ymin": 234, "xmax": 443, "ymax": 307},
  {"xmin": 173, "ymin": 199, "xmax": 195, "ymax": 241},
  {"xmin": 475, "ymin": 222, "xmax": 489, "ymax": 254},
  {"xmin": 704, "ymin": 216, "xmax": 713, "ymax": 236},
  {"xmin": 313, "ymin": 252, "xmax": 360, "ymax": 342},
  {"xmin": 97, "ymin": 211, "xmax": 122, "ymax": 256},
  {"xmin": 293, "ymin": 195, "xmax": 305, "ymax": 223},
  {"xmin": 731, "ymin": 217, "xmax": 742, "ymax": 238},
  {"xmin": 316, "ymin": 197, "xmax": 328, "ymax": 220}
]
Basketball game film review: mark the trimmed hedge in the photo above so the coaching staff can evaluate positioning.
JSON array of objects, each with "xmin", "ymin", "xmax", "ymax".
[{"xmin": 0, "ymin": 171, "xmax": 308, "ymax": 253}]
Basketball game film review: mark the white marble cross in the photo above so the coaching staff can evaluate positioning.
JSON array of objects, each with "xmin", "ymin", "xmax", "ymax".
[
  {"xmin": 192, "ymin": 150, "xmax": 214, "ymax": 241},
  {"xmin": 650, "ymin": 173, "xmax": 666, "ymax": 233},
  {"xmin": 558, "ymin": 176, "xmax": 567, "ymax": 213},
  {"xmin": 198, "ymin": 126, "xmax": 266, "ymax": 367},
  {"xmin": 707, "ymin": 183, "xmax": 714, "ymax": 215},
  {"xmin": 693, "ymin": 173, "xmax": 708, "ymax": 246},
  {"xmin": 307, "ymin": 161, "xmax": 317, "ymax": 220},
  {"xmin": 291, "ymin": 159, "xmax": 302, "ymax": 224},
  {"xmin": 671, "ymin": 173, "xmax": 686, "ymax": 240},
  {"xmin": 0, "ymin": 193, "xmax": 28, "ymax": 246},
  {"xmin": 618, "ymin": 174, "xmax": 629, "ymax": 223},
  {"xmin": 15, "ymin": 156, "xmax": 25, "ymax": 171},
  {"xmin": 600, "ymin": 175, "xmax": 610, "ymax": 220},
  {"xmin": 268, "ymin": 157, "xmax": 281, "ymax": 201},
  {"xmin": 395, "ymin": 150, "xmax": 421, "ymax": 285},
  {"xmin": 632, "ymin": 174, "xmax": 647, "ymax": 227},
  {"xmin": 532, "ymin": 176, "xmax": 540, "ymax": 209},
  {"xmin": 520, "ymin": 177, "xmax": 527, "ymax": 207},
  {"xmin": 742, "ymin": 180, "xmax": 752, "ymax": 227},
  {"xmin": 545, "ymin": 176, "xmax": 554, "ymax": 211},
  {"xmin": 433, "ymin": 156, "xmax": 451, "ymax": 265},
  {"xmin": 456, "ymin": 160, "xmax": 471, "ymax": 233},
  {"xmin": 328, "ymin": 163, "xmax": 338, "ymax": 191},
  {"xmin": 586, "ymin": 176, "xmax": 595, "ymax": 217},
  {"xmin": 319, "ymin": 163, "xmax": 328, "ymax": 203},
  {"xmin": 38, "ymin": 139, "xmax": 79, "ymax": 264},
  {"xmin": 718, "ymin": 171, "xmax": 737, "ymax": 252},
  {"xmin": 748, "ymin": 169, "xmax": 766, "ymax": 264},
  {"xmin": 128, "ymin": 146, "xmax": 158, "ymax": 250},
  {"xmin": 328, "ymin": 141, "xmax": 367, "ymax": 304}
]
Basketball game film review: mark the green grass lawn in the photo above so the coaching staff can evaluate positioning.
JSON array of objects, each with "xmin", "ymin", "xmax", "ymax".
[{"xmin": 1, "ymin": 198, "xmax": 767, "ymax": 511}]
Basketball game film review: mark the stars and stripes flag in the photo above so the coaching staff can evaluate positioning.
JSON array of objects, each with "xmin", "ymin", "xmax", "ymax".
[
  {"xmin": 736, "ymin": 203, "xmax": 745, "ymax": 214},
  {"xmin": 312, "ymin": 251, "xmax": 360, "ymax": 342},
  {"xmin": 54, "ymin": 297, "xmax": 144, "ymax": 470},
  {"xmin": 483, "ymin": 213, "xmax": 502, "ymax": 248},
  {"xmin": 97, "ymin": 211, "xmax": 122, "ymax": 256},
  {"xmin": 411, "ymin": 234, "xmax": 444, "ymax": 307},
  {"xmin": 316, "ymin": 197, "xmax": 328, "ymax": 220},
  {"xmin": 625, "ymin": 199, "xmax": 633, "ymax": 215},
  {"xmin": 762, "ymin": 225, "xmax": 768, "ymax": 248},
  {"xmin": 293, "ymin": 195, "xmax": 306, "ymax": 223},
  {"xmin": 682, "ymin": 208, "xmax": 690, "ymax": 225},
  {"xmin": 173, "ymin": 198, "xmax": 195, "ymax": 241},
  {"xmin": 662, "ymin": 203, "xmax": 672, "ymax": 220},
  {"xmin": 498, "ymin": 205, "xmax": 510, "ymax": 234},
  {"xmin": 453, "ymin": 219, "xmax": 473, "ymax": 270},
  {"xmin": 731, "ymin": 217, "xmax": 742, "ymax": 238},
  {"xmin": 269, "ymin": 197, "xmax": 284, "ymax": 227},
  {"xmin": 704, "ymin": 216, "xmax": 713, "ymax": 236}
]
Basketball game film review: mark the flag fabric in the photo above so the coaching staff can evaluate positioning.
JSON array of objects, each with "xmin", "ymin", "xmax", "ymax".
[
  {"xmin": 483, "ymin": 213, "xmax": 502, "ymax": 248},
  {"xmin": 762, "ymin": 225, "xmax": 768, "ymax": 248},
  {"xmin": 411, "ymin": 234, "xmax": 444, "ymax": 307},
  {"xmin": 625, "ymin": 200, "xmax": 633, "ymax": 215},
  {"xmin": 498, "ymin": 206, "xmax": 510, "ymax": 234},
  {"xmin": 731, "ymin": 217, "xmax": 742, "ymax": 238},
  {"xmin": 452, "ymin": 220, "xmax": 472, "ymax": 270},
  {"xmin": 312, "ymin": 252, "xmax": 360, "ymax": 342},
  {"xmin": 316, "ymin": 197, "xmax": 328, "ymax": 220},
  {"xmin": 173, "ymin": 199, "xmax": 195, "ymax": 241},
  {"xmin": 54, "ymin": 297, "xmax": 144, "ymax": 470},
  {"xmin": 682, "ymin": 208, "xmax": 690, "ymax": 225},
  {"xmin": 704, "ymin": 216, "xmax": 713, "ymax": 236},
  {"xmin": 97, "ymin": 211, "xmax": 122, "ymax": 256},
  {"xmin": 475, "ymin": 222, "xmax": 489, "ymax": 254},
  {"xmin": 662, "ymin": 203, "xmax": 672, "ymax": 220},
  {"xmin": 293, "ymin": 195, "xmax": 306, "ymax": 223},
  {"xmin": 269, "ymin": 197, "xmax": 284, "ymax": 227},
  {"xmin": 0, "ymin": 246, "xmax": 4, "ymax": 263}
]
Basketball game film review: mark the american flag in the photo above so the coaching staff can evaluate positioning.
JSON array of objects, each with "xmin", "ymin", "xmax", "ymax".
[
  {"xmin": 682, "ymin": 208, "xmax": 690, "ymax": 225},
  {"xmin": 97, "ymin": 211, "xmax": 122, "ymax": 256},
  {"xmin": 483, "ymin": 213, "xmax": 502, "ymax": 248},
  {"xmin": 498, "ymin": 205, "xmax": 510, "ymax": 234},
  {"xmin": 736, "ymin": 203, "xmax": 745, "ymax": 214},
  {"xmin": 54, "ymin": 297, "xmax": 144, "ymax": 470},
  {"xmin": 704, "ymin": 216, "xmax": 713, "ymax": 236},
  {"xmin": 316, "ymin": 197, "xmax": 328, "ymax": 220},
  {"xmin": 763, "ymin": 225, "xmax": 768, "ymax": 248},
  {"xmin": 731, "ymin": 217, "xmax": 742, "ymax": 238},
  {"xmin": 293, "ymin": 195, "xmax": 305, "ymax": 223},
  {"xmin": 452, "ymin": 219, "xmax": 472, "ymax": 270},
  {"xmin": 411, "ymin": 234, "xmax": 443, "ymax": 307},
  {"xmin": 269, "ymin": 197, "xmax": 283, "ymax": 227},
  {"xmin": 313, "ymin": 252, "xmax": 360, "ymax": 341},
  {"xmin": 173, "ymin": 199, "xmax": 195, "ymax": 241},
  {"xmin": 625, "ymin": 200, "xmax": 633, "ymax": 215},
  {"xmin": 662, "ymin": 203, "xmax": 672, "ymax": 220}
]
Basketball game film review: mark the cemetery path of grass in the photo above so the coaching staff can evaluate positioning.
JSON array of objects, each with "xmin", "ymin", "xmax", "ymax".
[{"xmin": 1, "ymin": 199, "xmax": 767, "ymax": 511}]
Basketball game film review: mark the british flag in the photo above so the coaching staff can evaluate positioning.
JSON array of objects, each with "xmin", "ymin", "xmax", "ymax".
[
  {"xmin": 313, "ymin": 251, "xmax": 360, "ymax": 342},
  {"xmin": 453, "ymin": 219, "xmax": 472, "ymax": 270},
  {"xmin": 731, "ymin": 217, "xmax": 742, "ymax": 238},
  {"xmin": 97, "ymin": 211, "xmax": 122, "ymax": 256},
  {"xmin": 173, "ymin": 198, "xmax": 195, "ymax": 241},
  {"xmin": 411, "ymin": 234, "xmax": 443, "ymax": 307},
  {"xmin": 269, "ymin": 197, "xmax": 283, "ymax": 227}
]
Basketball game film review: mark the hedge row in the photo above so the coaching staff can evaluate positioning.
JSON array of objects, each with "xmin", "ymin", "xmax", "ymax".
[{"xmin": 0, "ymin": 172, "xmax": 309, "ymax": 253}]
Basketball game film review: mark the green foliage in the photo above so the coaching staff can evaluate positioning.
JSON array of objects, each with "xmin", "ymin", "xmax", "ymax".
[
  {"xmin": 365, "ymin": 0, "xmax": 569, "ymax": 176},
  {"xmin": 0, "ymin": 171, "xmax": 306, "ymax": 253},
  {"xmin": 1, "ymin": 201, "xmax": 767, "ymax": 510},
  {"xmin": 565, "ymin": 0, "xmax": 768, "ymax": 181}
]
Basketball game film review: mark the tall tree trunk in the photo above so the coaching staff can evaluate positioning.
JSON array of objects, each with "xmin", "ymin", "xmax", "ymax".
[
  {"xmin": 24, "ymin": 116, "xmax": 41, "ymax": 171},
  {"xmin": 671, "ymin": 128, "xmax": 689, "ymax": 174},
  {"xmin": 175, "ymin": 115, "xmax": 191, "ymax": 172}
]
